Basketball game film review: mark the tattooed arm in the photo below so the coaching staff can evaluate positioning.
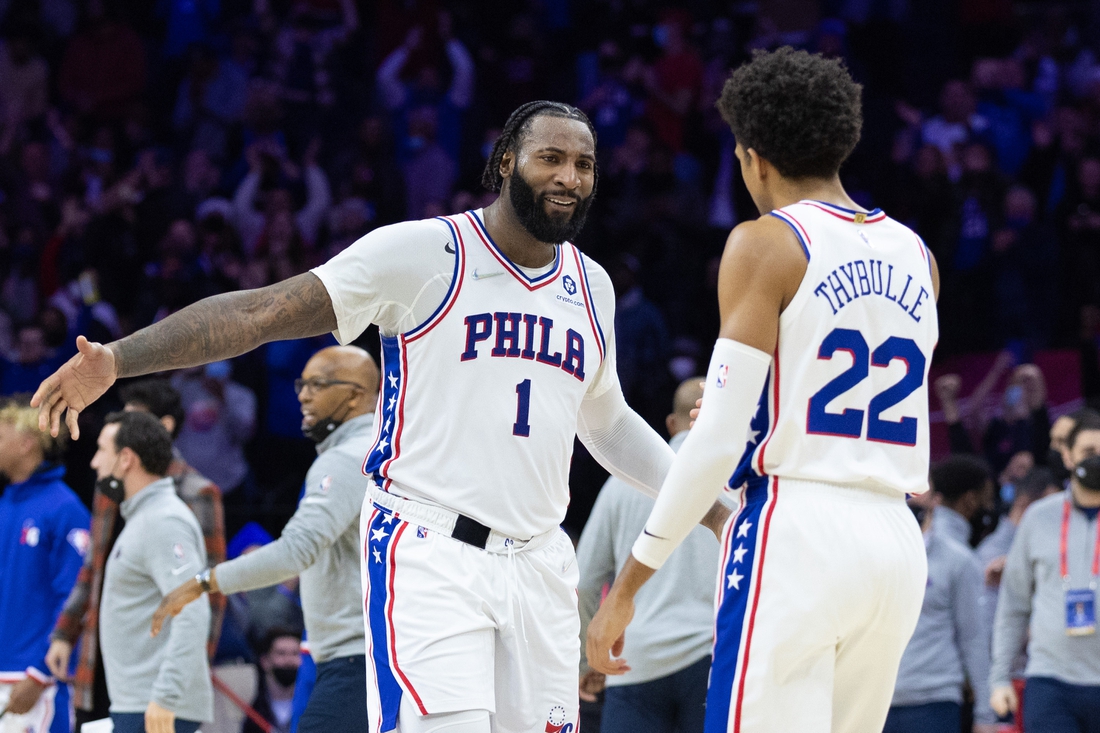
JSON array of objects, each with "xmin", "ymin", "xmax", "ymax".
[{"xmin": 33, "ymin": 273, "xmax": 336, "ymax": 438}]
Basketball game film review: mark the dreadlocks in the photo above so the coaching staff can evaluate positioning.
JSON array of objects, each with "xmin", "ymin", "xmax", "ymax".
[{"xmin": 481, "ymin": 101, "xmax": 597, "ymax": 192}]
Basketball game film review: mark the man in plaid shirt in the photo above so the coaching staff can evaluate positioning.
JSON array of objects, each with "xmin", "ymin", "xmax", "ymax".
[{"xmin": 45, "ymin": 379, "xmax": 226, "ymax": 726}]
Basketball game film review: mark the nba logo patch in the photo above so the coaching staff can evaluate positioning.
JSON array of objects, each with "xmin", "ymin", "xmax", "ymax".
[
  {"xmin": 320, "ymin": 476, "xmax": 332, "ymax": 494},
  {"xmin": 417, "ymin": 526, "xmax": 429, "ymax": 539},
  {"xmin": 20, "ymin": 520, "xmax": 40, "ymax": 547},
  {"xmin": 68, "ymin": 528, "xmax": 90, "ymax": 557},
  {"xmin": 716, "ymin": 364, "xmax": 729, "ymax": 388},
  {"xmin": 173, "ymin": 543, "xmax": 185, "ymax": 560}
]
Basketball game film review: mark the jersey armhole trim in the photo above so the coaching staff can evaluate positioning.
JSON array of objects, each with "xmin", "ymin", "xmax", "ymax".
[
  {"xmin": 402, "ymin": 217, "xmax": 465, "ymax": 342},
  {"xmin": 768, "ymin": 211, "xmax": 811, "ymax": 260},
  {"xmin": 572, "ymin": 247, "xmax": 607, "ymax": 362},
  {"xmin": 912, "ymin": 231, "xmax": 933, "ymax": 276}
]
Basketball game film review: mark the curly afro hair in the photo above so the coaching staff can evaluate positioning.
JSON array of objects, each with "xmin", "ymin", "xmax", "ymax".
[{"xmin": 717, "ymin": 47, "xmax": 862, "ymax": 180}]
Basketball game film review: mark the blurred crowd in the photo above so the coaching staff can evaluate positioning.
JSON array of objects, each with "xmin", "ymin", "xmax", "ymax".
[{"xmin": 1, "ymin": 0, "xmax": 1100, "ymax": 527}]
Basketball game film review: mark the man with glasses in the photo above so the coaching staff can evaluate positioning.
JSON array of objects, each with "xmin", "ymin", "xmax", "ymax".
[{"xmin": 151, "ymin": 345, "xmax": 379, "ymax": 733}]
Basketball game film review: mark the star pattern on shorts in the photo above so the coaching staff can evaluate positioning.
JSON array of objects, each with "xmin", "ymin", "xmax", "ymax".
[
  {"xmin": 371, "ymin": 527, "xmax": 389, "ymax": 542},
  {"xmin": 732, "ymin": 543, "xmax": 747, "ymax": 564},
  {"xmin": 388, "ymin": 373, "xmax": 398, "ymax": 388},
  {"xmin": 382, "ymin": 513, "xmax": 397, "ymax": 525},
  {"xmin": 727, "ymin": 569, "xmax": 744, "ymax": 590},
  {"xmin": 737, "ymin": 520, "xmax": 753, "ymax": 538},
  {"xmin": 375, "ymin": 437, "xmax": 389, "ymax": 454},
  {"xmin": 388, "ymin": 394, "xmax": 397, "ymax": 411},
  {"xmin": 373, "ymin": 548, "xmax": 382, "ymax": 564}
]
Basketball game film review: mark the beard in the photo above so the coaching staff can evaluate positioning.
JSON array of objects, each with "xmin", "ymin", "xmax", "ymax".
[{"xmin": 508, "ymin": 169, "xmax": 595, "ymax": 244}]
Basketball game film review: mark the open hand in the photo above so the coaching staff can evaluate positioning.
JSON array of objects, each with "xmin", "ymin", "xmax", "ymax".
[
  {"xmin": 585, "ymin": 586, "xmax": 634, "ymax": 676},
  {"xmin": 152, "ymin": 578, "xmax": 205, "ymax": 637},
  {"xmin": 32, "ymin": 336, "xmax": 117, "ymax": 439}
]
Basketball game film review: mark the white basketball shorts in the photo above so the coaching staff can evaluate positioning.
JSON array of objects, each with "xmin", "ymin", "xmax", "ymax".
[
  {"xmin": 360, "ymin": 489, "xmax": 580, "ymax": 733},
  {"xmin": 707, "ymin": 476, "xmax": 927, "ymax": 733}
]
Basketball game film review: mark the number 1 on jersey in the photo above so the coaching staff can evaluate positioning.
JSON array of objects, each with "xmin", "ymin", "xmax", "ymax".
[{"xmin": 514, "ymin": 379, "xmax": 532, "ymax": 437}]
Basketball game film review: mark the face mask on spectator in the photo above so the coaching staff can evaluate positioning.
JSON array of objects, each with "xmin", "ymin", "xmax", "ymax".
[
  {"xmin": 272, "ymin": 665, "xmax": 298, "ymax": 686},
  {"xmin": 1074, "ymin": 456, "xmax": 1100, "ymax": 491},
  {"xmin": 96, "ymin": 460, "xmax": 126, "ymax": 504}
]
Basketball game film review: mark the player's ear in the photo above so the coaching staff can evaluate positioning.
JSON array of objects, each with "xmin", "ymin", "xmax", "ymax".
[{"xmin": 499, "ymin": 150, "xmax": 515, "ymax": 181}]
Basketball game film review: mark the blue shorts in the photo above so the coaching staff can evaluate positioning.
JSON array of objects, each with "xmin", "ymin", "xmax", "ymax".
[
  {"xmin": 110, "ymin": 712, "xmax": 201, "ymax": 733},
  {"xmin": 297, "ymin": 654, "xmax": 368, "ymax": 733}
]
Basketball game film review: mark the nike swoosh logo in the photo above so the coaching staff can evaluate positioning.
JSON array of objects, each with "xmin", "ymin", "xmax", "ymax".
[
  {"xmin": 472, "ymin": 269, "xmax": 505, "ymax": 280},
  {"xmin": 642, "ymin": 528, "xmax": 668, "ymax": 540},
  {"xmin": 171, "ymin": 565, "xmax": 192, "ymax": 576},
  {"xmin": 444, "ymin": 242, "xmax": 456, "ymax": 254}
]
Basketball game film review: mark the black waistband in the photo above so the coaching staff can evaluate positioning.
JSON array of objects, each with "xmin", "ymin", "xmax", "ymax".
[{"xmin": 452, "ymin": 514, "xmax": 491, "ymax": 549}]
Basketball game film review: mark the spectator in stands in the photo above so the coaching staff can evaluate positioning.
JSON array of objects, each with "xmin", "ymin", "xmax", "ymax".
[
  {"xmin": 921, "ymin": 80, "xmax": 987, "ymax": 178},
  {"xmin": 57, "ymin": 0, "xmax": 146, "ymax": 120},
  {"xmin": 934, "ymin": 356, "xmax": 1051, "ymax": 476},
  {"xmin": 989, "ymin": 186, "xmax": 1058, "ymax": 346},
  {"xmin": 377, "ymin": 13, "xmax": 473, "ymax": 165},
  {"xmin": 172, "ymin": 361, "xmax": 256, "ymax": 535},
  {"xmin": 886, "ymin": 497, "xmax": 996, "ymax": 733},
  {"xmin": 0, "ymin": 26, "xmax": 49, "ymax": 154},
  {"xmin": 233, "ymin": 138, "xmax": 331, "ymax": 254},
  {"xmin": 930, "ymin": 454, "xmax": 995, "ymax": 547},
  {"xmin": 0, "ymin": 401, "xmax": 87, "ymax": 733},
  {"xmin": 245, "ymin": 628, "xmax": 302, "ymax": 733},
  {"xmin": 1, "ymin": 324, "xmax": 62, "ymax": 396},
  {"xmin": 990, "ymin": 409, "xmax": 1100, "ymax": 729}
]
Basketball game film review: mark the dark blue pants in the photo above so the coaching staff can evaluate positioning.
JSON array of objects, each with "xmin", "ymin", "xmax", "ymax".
[
  {"xmin": 297, "ymin": 654, "xmax": 368, "ymax": 733},
  {"xmin": 882, "ymin": 701, "xmax": 961, "ymax": 733},
  {"xmin": 601, "ymin": 655, "xmax": 710, "ymax": 733},
  {"xmin": 109, "ymin": 712, "xmax": 201, "ymax": 733},
  {"xmin": 1024, "ymin": 677, "xmax": 1100, "ymax": 733}
]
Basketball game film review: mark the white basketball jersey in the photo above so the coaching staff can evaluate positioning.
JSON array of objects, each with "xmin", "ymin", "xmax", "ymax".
[
  {"xmin": 364, "ymin": 210, "xmax": 607, "ymax": 539},
  {"xmin": 730, "ymin": 200, "xmax": 938, "ymax": 496}
]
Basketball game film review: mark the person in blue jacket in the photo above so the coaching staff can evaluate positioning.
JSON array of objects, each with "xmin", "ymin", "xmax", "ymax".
[{"xmin": 0, "ymin": 401, "xmax": 89, "ymax": 733}]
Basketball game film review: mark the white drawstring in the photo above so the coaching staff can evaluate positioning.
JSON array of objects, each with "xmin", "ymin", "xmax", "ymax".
[{"xmin": 505, "ymin": 538, "xmax": 529, "ymax": 644}]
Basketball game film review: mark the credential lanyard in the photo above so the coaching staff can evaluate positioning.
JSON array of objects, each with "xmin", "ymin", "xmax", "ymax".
[{"xmin": 1060, "ymin": 498, "xmax": 1100, "ymax": 590}]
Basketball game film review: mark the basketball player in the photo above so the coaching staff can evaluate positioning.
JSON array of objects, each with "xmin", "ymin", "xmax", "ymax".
[
  {"xmin": 32, "ymin": 101, "xmax": 728, "ymax": 733},
  {"xmin": 587, "ymin": 48, "xmax": 940, "ymax": 733}
]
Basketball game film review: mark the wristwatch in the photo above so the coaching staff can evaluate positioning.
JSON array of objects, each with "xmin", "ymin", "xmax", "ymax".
[{"xmin": 195, "ymin": 568, "xmax": 213, "ymax": 593}]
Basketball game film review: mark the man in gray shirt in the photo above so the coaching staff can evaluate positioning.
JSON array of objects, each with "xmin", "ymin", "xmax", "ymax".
[
  {"xmin": 153, "ymin": 345, "xmax": 379, "ymax": 733},
  {"xmin": 886, "ymin": 501, "xmax": 997, "ymax": 733},
  {"xmin": 96, "ymin": 411, "xmax": 213, "ymax": 733},
  {"xmin": 577, "ymin": 378, "xmax": 719, "ymax": 733},
  {"xmin": 991, "ymin": 409, "xmax": 1100, "ymax": 731}
]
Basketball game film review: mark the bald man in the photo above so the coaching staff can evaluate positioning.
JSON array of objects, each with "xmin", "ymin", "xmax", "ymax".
[
  {"xmin": 154, "ymin": 346, "xmax": 380, "ymax": 733},
  {"xmin": 576, "ymin": 378, "xmax": 724, "ymax": 733}
]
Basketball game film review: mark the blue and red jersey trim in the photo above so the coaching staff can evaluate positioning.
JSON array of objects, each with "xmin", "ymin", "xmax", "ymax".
[{"xmin": 466, "ymin": 210, "xmax": 565, "ymax": 290}]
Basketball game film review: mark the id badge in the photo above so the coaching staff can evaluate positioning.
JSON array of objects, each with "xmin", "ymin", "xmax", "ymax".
[{"xmin": 1065, "ymin": 588, "xmax": 1096, "ymax": 636}]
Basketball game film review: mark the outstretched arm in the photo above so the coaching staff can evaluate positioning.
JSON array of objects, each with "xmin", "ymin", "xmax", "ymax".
[
  {"xmin": 33, "ymin": 272, "xmax": 336, "ymax": 437},
  {"xmin": 586, "ymin": 215, "xmax": 806, "ymax": 675}
]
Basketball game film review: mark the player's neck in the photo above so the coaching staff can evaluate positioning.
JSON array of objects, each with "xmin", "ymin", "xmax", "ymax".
[
  {"xmin": 766, "ymin": 176, "xmax": 865, "ymax": 214},
  {"xmin": 481, "ymin": 199, "xmax": 558, "ymax": 269}
]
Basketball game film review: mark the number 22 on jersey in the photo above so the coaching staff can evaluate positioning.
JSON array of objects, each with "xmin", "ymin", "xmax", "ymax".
[{"xmin": 806, "ymin": 327, "xmax": 927, "ymax": 446}]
